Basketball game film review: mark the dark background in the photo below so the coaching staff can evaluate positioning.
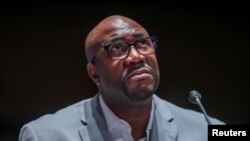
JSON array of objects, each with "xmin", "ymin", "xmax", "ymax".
[{"xmin": 1, "ymin": 1, "xmax": 249, "ymax": 141}]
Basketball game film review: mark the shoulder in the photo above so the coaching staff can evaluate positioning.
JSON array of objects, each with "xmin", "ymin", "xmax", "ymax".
[
  {"xmin": 153, "ymin": 95, "xmax": 224, "ymax": 140},
  {"xmin": 29, "ymin": 97, "xmax": 92, "ymax": 127},
  {"xmin": 153, "ymin": 95, "xmax": 224, "ymax": 124},
  {"xmin": 19, "ymin": 97, "xmax": 93, "ymax": 140}
]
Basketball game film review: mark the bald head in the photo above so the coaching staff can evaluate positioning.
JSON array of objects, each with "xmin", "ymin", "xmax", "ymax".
[{"xmin": 84, "ymin": 15, "xmax": 149, "ymax": 62}]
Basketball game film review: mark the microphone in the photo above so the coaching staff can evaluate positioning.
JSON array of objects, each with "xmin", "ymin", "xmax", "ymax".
[{"xmin": 188, "ymin": 90, "xmax": 213, "ymax": 125}]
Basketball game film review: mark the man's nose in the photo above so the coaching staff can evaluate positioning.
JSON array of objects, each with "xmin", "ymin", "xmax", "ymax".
[{"xmin": 124, "ymin": 46, "xmax": 146, "ymax": 65}]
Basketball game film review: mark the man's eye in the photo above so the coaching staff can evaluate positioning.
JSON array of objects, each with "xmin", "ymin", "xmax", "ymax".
[
  {"xmin": 110, "ymin": 44, "xmax": 127, "ymax": 52},
  {"xmin": 137, "ymin": 39, "xmax": 151, "ymax": 49},
  {"xmin": 107, "ymin": 43, "xmax": 128, "ymax": 57},
  {"xmin": 137, "ymin": 40, "xmax": 151, "ymax": 46}
]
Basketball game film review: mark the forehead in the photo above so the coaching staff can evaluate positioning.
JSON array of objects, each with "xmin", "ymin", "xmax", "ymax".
[
  {"xmin": 85, "ymin": 16, "xmax": 149, "ymax": 62},
  {"xmin": 111, "ymin": 18, "xmax": 138, "ymax": 35},
  {"xmin": 102, "ymin": 18, "xmax": 149, "ymax": 44}
]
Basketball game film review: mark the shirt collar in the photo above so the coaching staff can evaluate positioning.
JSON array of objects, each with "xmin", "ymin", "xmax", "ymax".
[
  {"xmin": 99, "ymin": 94, "xmax": 124, "ymax": 132},
  {"xmin": 99, "ymin": 94, "xmax": 154, "ymax": 139}
]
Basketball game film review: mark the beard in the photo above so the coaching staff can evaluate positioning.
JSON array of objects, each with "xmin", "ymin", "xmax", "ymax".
[
  {"xmin": 122, "ymin": 81, "xmax": 157, "ymax": 101},
  {"xmin": 121, "ymin": 63, "xmax": 160, "ymax": 101}
]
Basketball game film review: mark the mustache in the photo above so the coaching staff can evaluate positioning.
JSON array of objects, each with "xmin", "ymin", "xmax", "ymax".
[{"xmin": 122, "ymin": 63, "xmax": 154, "ymax": 81}]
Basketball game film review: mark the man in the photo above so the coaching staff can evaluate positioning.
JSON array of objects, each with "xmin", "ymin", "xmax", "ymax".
[{"xmin": 19, "ymin": 15, "xmax": 223, "ymax": 141}]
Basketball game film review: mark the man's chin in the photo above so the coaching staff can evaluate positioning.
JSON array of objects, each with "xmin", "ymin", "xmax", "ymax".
[
  {"xmin": 124, "ymin": 88, "xmax": 154, "ymax": 101},
  {"xmin": 122, "ymin": 78, "xmax": 156, "ymax": 101}
]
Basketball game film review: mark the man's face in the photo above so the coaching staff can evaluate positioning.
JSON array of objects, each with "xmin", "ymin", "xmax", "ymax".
[{"xmin": 90, "ymin": 18, "xmax": 160, "ymax": 102}]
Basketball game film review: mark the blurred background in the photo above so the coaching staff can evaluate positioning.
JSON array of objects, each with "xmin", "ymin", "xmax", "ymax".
[{"xmin": 1, "ymin": 1, "xmax": 249, "ymax": 140}]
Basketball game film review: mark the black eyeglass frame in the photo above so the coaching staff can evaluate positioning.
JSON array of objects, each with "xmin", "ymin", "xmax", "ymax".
[{"xmin": 90, "ymin": 36, "xmax": 158, "ymax": 64}]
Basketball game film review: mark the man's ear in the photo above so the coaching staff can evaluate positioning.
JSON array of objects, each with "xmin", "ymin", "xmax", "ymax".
[{"xmin": 87, "ymin": 63, "xmax": 100, "ymax": 86}]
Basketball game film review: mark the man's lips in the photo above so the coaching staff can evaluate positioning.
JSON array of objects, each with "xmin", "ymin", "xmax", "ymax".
[{"xmin": 126, "ymin": 68, "xmax": 152, "ymax": 80}]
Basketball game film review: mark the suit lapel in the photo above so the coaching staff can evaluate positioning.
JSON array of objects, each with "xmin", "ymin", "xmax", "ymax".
[
  {"xmin": 150, "ymin": 95, "xmax": 178, "ymax": 141},
  {"xmin": 78, "ymin": 94, "xmax": 112, "ymax": 141},
  {"xmin": 78, "ymin": 94, "xmax": 178, "ymax": 141}
]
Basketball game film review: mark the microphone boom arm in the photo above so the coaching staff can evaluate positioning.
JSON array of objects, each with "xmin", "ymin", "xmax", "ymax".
[
  {"xmin": 194, "ymin": 96, "xmax": 213, "ymax": 125},
  {"xmin": 189, "ymin": 90, "xmax": 213, "ymax": 125}
]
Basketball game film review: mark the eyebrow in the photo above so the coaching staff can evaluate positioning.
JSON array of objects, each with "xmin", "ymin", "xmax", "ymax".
[{"xmin": 105, "ymin": 32, "xmax": 145, "ymax": 45}]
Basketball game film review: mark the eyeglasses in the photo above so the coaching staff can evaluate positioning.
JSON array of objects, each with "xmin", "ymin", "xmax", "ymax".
[{"xmin": 91, "ymin": 36, "xmax": 157, "ymax": 63}]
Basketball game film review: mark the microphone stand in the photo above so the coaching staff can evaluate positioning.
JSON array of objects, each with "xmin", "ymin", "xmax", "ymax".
[{"xmin": 189, "ymin": 90, "xmax": 213, "ymax": 125}]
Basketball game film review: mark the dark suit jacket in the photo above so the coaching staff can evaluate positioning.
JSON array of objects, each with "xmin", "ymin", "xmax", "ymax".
[{"xmin": 19, "ymin": 94, "xmax": 224, "ymax": 141}]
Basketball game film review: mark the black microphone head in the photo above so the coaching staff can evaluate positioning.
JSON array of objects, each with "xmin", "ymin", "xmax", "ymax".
[{"xmin": 188, "ymin": 90, "xmax": 202, "ymax": 104}]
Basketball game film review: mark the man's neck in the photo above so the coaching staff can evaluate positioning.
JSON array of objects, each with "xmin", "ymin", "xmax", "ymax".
[
  {"xmin": 105, "ymin": 97, "xmax": 153, "ymax": 140},
  {"xmin": 100, "ymin": 94, "xmax": 154, "ymax": 140}
]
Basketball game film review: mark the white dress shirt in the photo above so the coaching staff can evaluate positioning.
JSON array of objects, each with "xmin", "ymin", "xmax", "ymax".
[{"xmin": 99, "ymin": 95, "xmax": 154, "ymax": 141}]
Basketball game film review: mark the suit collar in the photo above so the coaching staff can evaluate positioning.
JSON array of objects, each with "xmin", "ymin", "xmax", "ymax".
[
  {"xmin": 78, "ymin": 94, "xmax": 178, "ymax": 141},
  {"xmin": 151, "ymin": 95, "xmax": 178, "ymax": 141},
  {"xmin": 78, "ymin": 94, "xmax": 111, "ymax": 141},
  {"xmin": 153, "ymin": 95, "xmax": 174, "ymax": 122}
]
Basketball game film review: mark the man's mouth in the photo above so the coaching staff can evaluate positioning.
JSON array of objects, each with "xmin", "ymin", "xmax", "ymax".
[{"xmin": 126, "ymin": 68, "xmax": 152, "ymax": 81}]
